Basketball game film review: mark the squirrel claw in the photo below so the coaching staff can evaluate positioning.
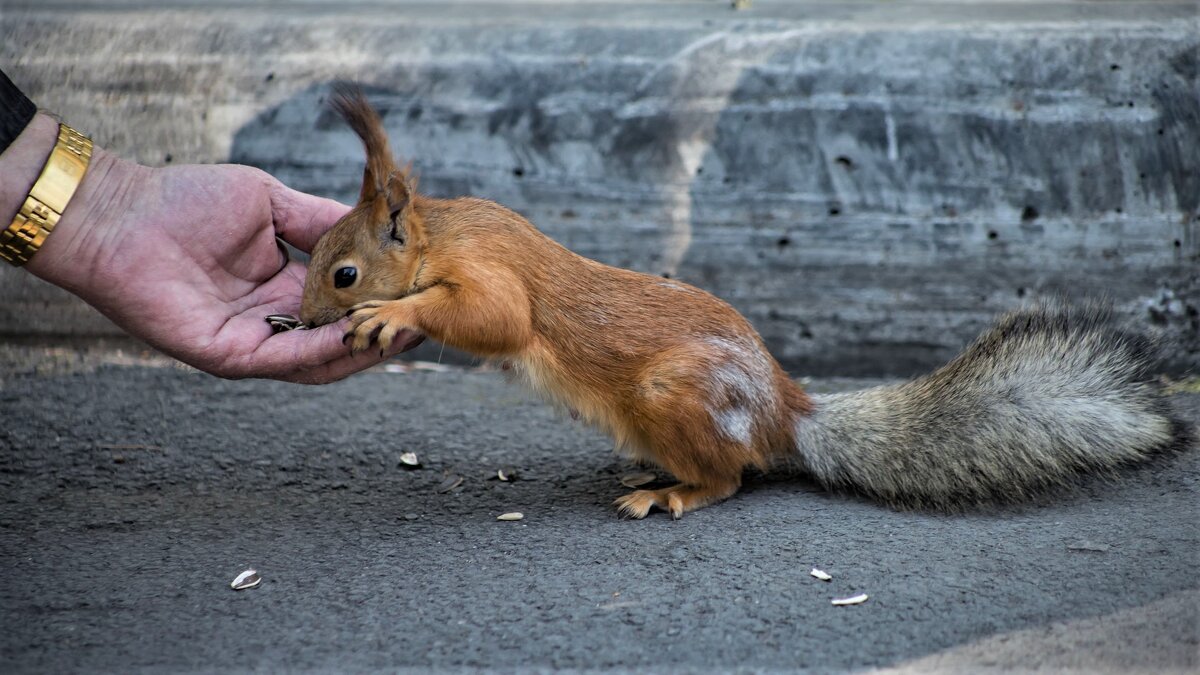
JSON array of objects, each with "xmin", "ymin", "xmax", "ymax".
[{"xmin": 344, "ymin": 301, "xmax": 414, "ymax": 355}]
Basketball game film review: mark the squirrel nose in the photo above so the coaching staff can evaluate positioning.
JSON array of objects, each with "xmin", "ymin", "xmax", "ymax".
[
  {"xmin": 298, "ymin": 307, "xmax": 320, "ymax": 328},
  {"xmin": 300, "ymin": 307, "xmax": 340, "ymax": 329}
]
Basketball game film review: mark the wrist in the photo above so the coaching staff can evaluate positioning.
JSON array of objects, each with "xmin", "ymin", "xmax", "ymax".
[{"xmin": 7, "ymin": 116, "xmax": 148, "ymax": 296}]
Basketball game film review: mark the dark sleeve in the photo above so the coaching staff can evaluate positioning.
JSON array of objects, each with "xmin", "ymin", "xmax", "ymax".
[{"xmin": 0, "ymin": 68, "xmax": 37, "ymax": 155}]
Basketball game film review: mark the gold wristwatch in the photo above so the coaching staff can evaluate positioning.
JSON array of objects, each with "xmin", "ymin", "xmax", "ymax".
[{"xmin": 0, "ymin": 123, "xmax": 92, "ymax": 266}]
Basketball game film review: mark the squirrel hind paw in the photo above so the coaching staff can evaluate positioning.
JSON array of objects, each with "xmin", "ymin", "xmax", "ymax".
[
  {"xmin": 614, "ymin": 490, "xmax": 664, "ymax": 519},
  {"xmin": 614, "ymin": 483, "xmax": 739, "ymax": 519}
]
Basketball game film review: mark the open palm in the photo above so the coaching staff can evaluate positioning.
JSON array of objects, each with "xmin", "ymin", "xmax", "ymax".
[{"xmin": 36, "ymin": 154, "xmax": 420, "ymax": 383}]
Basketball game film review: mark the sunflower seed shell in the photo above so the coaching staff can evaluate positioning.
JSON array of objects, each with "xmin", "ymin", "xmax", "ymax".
[
  {"xmin": 831, "ymin": 594, "xmax": 869, "ymax": 606},
  {"xmin": 619, "ymin": 472, "xmax": 657, "ymax": 488},
  {"xmin": 231, "ymin": 569, "xmax": 261, "ymax": 590}
]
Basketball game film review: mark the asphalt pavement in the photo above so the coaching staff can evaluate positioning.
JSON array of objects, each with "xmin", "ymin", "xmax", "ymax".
[{"xmin": 0, "ymin": 349, "xmax": 1196, "ymax": 673}]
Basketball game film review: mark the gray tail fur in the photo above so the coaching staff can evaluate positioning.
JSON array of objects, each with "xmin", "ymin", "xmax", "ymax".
[{"xmin": 790, "ymin": 302, "xmax": 1192, "ymax": 508}]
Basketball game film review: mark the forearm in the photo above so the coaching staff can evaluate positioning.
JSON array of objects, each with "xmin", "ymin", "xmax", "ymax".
[
  {"xmin": 0, "ymin": 68, "xmax": 60, "ymax": 267},
  {"xmin": 0, "ymin": 113, "xmax": 57, "ymax": 242}
]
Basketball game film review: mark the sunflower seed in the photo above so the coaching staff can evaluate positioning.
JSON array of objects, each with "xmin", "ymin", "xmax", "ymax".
[
  {"xmin": 810, "ymin": 568, "xmax": 832, "ymax": 581},
  {"xmin": 497, "ymin": 512, "xmax": 524, "ymax": 521},
  {"xmin": 619, "ymin": 472, "xmax": 656, "ymax": 488},
  {"xmin": 437, "ymin": 474, "xmax": 463, "ymax": 493},
  {"xmin": 265, "ymin": 314, "xmax": 303, "ymax": 333},
  {"xmin": 399, "ymin": 452, "xmax": 421, "ymax": 468},
  {"xmin": 231, "ymin": 569, "xmax": 261, "ymax": 590},
  {"xmin": 831, "ymin": 594, "xmax": 868, "ymax": 606}
]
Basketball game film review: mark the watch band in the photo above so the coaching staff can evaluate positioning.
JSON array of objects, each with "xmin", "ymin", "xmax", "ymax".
[{"xmin": 0, "ymin": 123, "xmax": 93, "ymax": 266}]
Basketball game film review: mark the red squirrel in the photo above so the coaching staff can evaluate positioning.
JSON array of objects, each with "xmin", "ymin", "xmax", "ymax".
[{"xmin": 298, "ymin": 85, "xmax": 1189, "ymax": 518}]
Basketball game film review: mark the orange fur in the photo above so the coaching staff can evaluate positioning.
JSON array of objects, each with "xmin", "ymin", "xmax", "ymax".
[{"xmin": 301, "ymin": 88, "xmax": 812, "ymax": 518}]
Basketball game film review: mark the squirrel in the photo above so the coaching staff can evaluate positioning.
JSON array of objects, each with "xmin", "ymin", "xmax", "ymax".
[{"xmin": 299, "ymin": 84, "xmax": 1191, "ymax": 518}]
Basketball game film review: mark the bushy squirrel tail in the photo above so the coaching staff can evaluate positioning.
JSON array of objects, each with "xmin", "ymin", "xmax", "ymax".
[{"xmin": 790, "ymin": 302, "xmax": 1192, "ymax": 508}]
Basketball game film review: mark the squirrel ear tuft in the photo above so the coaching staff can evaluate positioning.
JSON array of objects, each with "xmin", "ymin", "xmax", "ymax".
[
  {"xmin": 329, "ymin": 83, "xmax": 394, "ymax": 204},
  {"xmin": 359, "ymin": 166, "xmax": 383, "ymax": 203}
]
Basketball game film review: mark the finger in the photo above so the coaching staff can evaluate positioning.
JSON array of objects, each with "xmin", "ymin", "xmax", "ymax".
[
  {"xmin": 240, "ymin": 319, "xmax": 358, "ymax": 376},
  {"xmin": 267, "ymin": 178, "xmax": 351, "ymax": 253},
  {"xmin": 244, "ymin": 320, "xmax": 420, "ymax": 384},
  {"xmin": 281, "ymin": 330, "xmax": 425, "ymax": 385},
  {"xmin": 281, "ymin": 339, "xmax": 413, "ymax": 384}
]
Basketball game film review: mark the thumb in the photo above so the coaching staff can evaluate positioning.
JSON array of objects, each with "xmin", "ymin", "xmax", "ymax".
[{"xmin": 266, "ymin": 176, "xmax": 351, "ymax": 253}]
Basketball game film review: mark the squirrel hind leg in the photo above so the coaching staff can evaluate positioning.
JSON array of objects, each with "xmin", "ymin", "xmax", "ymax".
[
  {"xmin": 614, "ymin": 343, "xmax": 773, "ymax": 518},
  {"xmin": 614, "ymin": 480, "xmax": 741, "ymax": 520},
  {"xmin": 612, "ymin": 413, "xmax": 751, "ymax": 518},
  {"xmin": 614, "ymin": 420, "xmax": 747, "ymax": 519}
]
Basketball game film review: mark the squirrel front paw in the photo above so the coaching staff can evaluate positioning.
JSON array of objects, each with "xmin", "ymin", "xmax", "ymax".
[{"xmin": 345, "ymin": 300, "xmax": 417, "ymax": 355}]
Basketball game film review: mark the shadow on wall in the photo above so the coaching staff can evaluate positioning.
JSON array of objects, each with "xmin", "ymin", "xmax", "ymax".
[{"xmin": 230, "ymin": 33, "xmax": 1198, "ymax": 375}]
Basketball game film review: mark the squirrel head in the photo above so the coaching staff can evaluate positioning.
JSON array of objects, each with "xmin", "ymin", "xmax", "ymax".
[{"xmin": 300, "ymin": 84, "xmax": 427, "ymax": 328}]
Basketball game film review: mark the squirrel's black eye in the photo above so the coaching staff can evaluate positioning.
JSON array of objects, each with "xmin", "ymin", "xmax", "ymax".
[{"xmin": 333, "ymin": 266, "xmax": 357, "ymax": 288}]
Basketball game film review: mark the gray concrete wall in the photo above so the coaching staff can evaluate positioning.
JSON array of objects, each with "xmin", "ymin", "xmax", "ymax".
[{"xmin": 2, "ymin": 1, "xmax": 1197, "ymax": 375}]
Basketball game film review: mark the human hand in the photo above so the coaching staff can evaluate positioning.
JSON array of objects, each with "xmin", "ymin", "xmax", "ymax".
[{"xmin": 16, "ymin": 115, "xmax": 422, "ymax": 383}]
